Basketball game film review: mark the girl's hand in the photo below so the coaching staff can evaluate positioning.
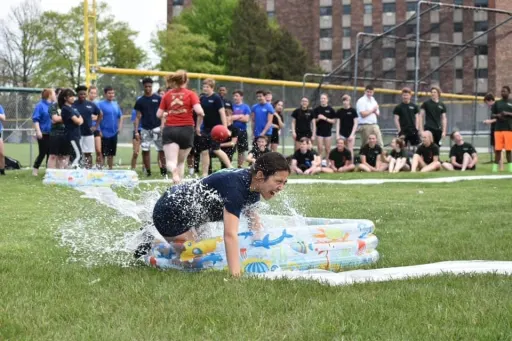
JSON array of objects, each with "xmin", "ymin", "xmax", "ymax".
[
  {"xmin": 230, "ymin": 269, "xmax": 241, "ymax": 277},
  {"xmin": 36, "ymin": 131, "xmax": 42, "ymax": 140}
]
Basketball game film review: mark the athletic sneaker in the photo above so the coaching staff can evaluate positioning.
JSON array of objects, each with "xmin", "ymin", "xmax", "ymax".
[{"xmin": 160, "ymin": 167, "xmax": 167, "ymax": 176}]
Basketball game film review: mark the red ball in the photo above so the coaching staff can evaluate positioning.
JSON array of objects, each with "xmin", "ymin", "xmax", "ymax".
[{"xmin": 211, "ymin": 125, "xmax": 230, "ymax": 142}]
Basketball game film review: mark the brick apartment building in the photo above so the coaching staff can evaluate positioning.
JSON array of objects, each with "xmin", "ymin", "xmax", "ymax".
[{"xmin": 168, "ymin": 0, "xmax": 512, "ymax": 95}]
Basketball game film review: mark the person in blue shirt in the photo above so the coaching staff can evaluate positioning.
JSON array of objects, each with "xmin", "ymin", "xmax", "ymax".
[
  {"xmin": 130, "ymin": 98, "xmax": 142, "ymax": 172},
  {"xmin": 98, "ymin": 86, "xmax": 122, "ymax": 170},
  {"xmin": 134, "ymin": 78, "xmax": 165, "ymax": 177},
  {"xmin": 197, "ymin": 78, "xmax": 232, "ymax": 176},
  {"xmin": 31, "ymin": 89, "xmax": 54, "ymax": 176},
  {"xmin": 59, "ymin": 89, "xmax": 84, "ymax": 168},
  {"xmin": 136, "ymin": 152, "xmax": 290, "ymax": 277},
  {"xmin": 0, "ymin": 104, "xmax": 6, "ymax": 175},
  {"xmin": 231, "ymin": 89, "xmax": 251, "ymax": 168},
  {"xmin": 251, "ymin": 90, "xmax": 274, "ymax": 149},
  {"xmin": 73, "ymin": 85, "xmax": 101, "ymax": 168}
]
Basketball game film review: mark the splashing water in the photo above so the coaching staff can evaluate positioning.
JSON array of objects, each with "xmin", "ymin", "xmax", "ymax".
[{"xmin": 56, "ymin": 182, "xmax": 307, "ymax": 268}]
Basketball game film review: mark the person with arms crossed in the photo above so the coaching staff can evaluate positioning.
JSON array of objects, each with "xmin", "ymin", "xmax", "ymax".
[
  {"xmin": 60, "ymin": 89, "xmax": 84, "ymax": 168},
  {"xmin": 358, "ymin": 134, "xmax": 387, "ymax": 172},
  {"xmin": 291, "ymin": 97, "xmax": 314, "ymax": 151},
  {"xmin": 442, "ymin": 131, "xmax": 478, "ymax": 171},
  {"xmin": 313, "ymin": 93, "xmax": 336, "ymax": 162},
  {"xmin": 157, "ymin": 70, "xmax": 205, "ymax": 183},
  {"xmin": 98, "ymin": 86, "xmax": 122, "ymax": 170},
  {"xmin": 322, "ymin": 138, "xmax": 355, "ymax": 173},
  {"xmin": 393, "ymin": 87, "xmax": 420, "ymax": 149},
  {"xmin": 356, "ymin": 85, "xmax": 384, "ymax": 147},
  {"xmin": 335, "ymin": 94, "xmax": 358, "ymax": 160},
  {"xmin": 231, "ymin": 90, "xmax": 251, "ymax": 168},
  {"xmin": 490, "ymin": 86, "xmax": 512, "ymax": 172},
  {"xmin": 31, "ymin": 89, "xmax": 54, "ymax": 176},
  {"xmin": 142, "ymin": 152, "xmax": 290, "ymax": 277},
  {"xmin": 73, "ymin": 85, "xmax": 101, "ymax": 168},
  {"xmin": 270, "ymin": 100, "xmax": 285, "ymax": 152},
  {"xmin": 291, "ymin": 137, "xmax": 322, "ymax": 175},
  {"xmin": 49, "ymin": 88, "xmax": 71, "ymax": 169},
  {"xmin": 411, "ymin": 131, "xmax": 441, "ymax": 172},
  {"xmin": 251, "ymin": 90, "xmax": 274, "ymax": 146},
  {"xmin": 420, "ymin": 86, "xmax": 447, "ymax": 146},
  {"xmin": 0, "ymin": 104, "xmax": 5, "ymax": 175},
  {"xmin": 134, "ymin": 78, "xmax": 166, "ymax": 177}
]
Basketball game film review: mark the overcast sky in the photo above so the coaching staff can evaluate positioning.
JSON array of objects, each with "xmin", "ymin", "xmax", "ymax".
[{"xmin": 1, "ymin": 0, "xmax": 167, "ymax": 64}]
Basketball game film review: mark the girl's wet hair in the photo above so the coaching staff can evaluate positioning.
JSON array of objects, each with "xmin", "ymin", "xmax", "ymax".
[{"xmin": 251, "ymin": 152, "xmax": 290, "ymax": 180}]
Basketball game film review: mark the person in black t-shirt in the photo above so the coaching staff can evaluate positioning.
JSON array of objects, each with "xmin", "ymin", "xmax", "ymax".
[
  {"xmin": 291, "ymin": 137, "xmax": 321, "ymax": 175},
  {"xmin": 270, "ymin": 100, "xmax": 285, "ymax": 152},
  {"xmin": 411, "ymin": 131, "xmax": 441, "ymax": 172},
  {"xmin": 393, "ymin": 87, "xmax": 420, "ymax": 147},
  {"xmin": 322, "ymin": 138, "xmax": 355, "ymax": 173},
  {"xmin": 385, "ymin": 138, "xmax": 410, "ymax": 173},
  {"xmin": 335, "ymin": 94, "xmax": 358, "ymax": 158},
  {"xmin": 313, "ymin": 93, "xmax": 336, "ymax": 160},
  {"xmin": 420, "ymin": 86, "xmax": 447, "ymax": 146},
  {"xmin": 291, "ymin": 97, "xmax": 314, "ymax": 150},
  {"xmin": 59, "ymin": 88, "xmax": 84, "ymax": 169},
  {"xmin": 246, "ymin": 136, "xmax": 270, "ymax": 165},
  {"xmin": 442, "ymin": 131, "xmax": 478, "ymax": 171},
  {"xmin": 483, "ymin": 93, "xmax": 503, "ymax": 168},
  {"xmin": 219, "ymin": 110, "xmax": 240, "ymax": 169},
  {"xmin": 358, "ymin": 134, "xmax": 388, "ymax": 172}
]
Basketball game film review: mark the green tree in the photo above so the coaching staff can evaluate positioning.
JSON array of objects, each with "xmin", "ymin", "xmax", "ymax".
[
  {"xmin": 151, "ymin": 23, "xmax": 222, "ymax": 74},
  {"xmin": 226, "ymin": 0, "xmax": 270, "ymax": 78},
  {"xmin": 176, "ymin": 0, "xmax": 237, "ymax": 71}
]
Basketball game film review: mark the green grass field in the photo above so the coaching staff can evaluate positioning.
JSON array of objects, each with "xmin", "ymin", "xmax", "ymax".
[{"xmin": 1, "ymin": 165, "xmax": 512, "ymax": 340}]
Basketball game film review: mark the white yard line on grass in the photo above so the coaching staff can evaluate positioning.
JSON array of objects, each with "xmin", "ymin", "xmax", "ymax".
[{"xmin": 138, "ymin": 175, "xmax": 512, "ymax": 185}]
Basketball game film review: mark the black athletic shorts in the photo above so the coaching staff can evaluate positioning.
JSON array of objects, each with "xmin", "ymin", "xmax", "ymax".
[
  {"xmin": 270, "ymin": 129, "xmax": 279, "ymax": 144},
  {"xmin": 94, "ymin": 130, "xmax": 101, "ymax": 138},
  {"xmin": 298, "ymin": 164, "xmax": 308, "ymax": 172},
  {"xmin": 316, "ymin": 128, "xmax": 332, "ymax": 138},
  {"xmin": 161, "ymin": 126, "xmax": 194, "ymax": 149},
  {"xmin": 196, "ymin": 130, "xmax": 220, "ymax": 152},
  {"xmin": 295, "ymin": 131, "xmax": 312, "ymax": 142},
  {"xmin": 49, "ymin": 132, "xmax": 69, "ymax": 156},
  {"xmin": 102, "ymin": 134, "xmax": 118, "ymax": 156},
  {"xmin": 236, "ymin": 130, "xmax": 249, "ymax": 152},
  {"xmin": 400, "ymin": 130, "xmax": 421, "ymax": 146},
  {"xmin": 152, "ymin": 189, "xmax": 192, "ymax": 238},
  {"xmin": 426, "ymin": 128, "xmax": 442, "ymax": 146}
]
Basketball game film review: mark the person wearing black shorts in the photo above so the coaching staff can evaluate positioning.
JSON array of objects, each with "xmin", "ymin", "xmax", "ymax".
[
  {"xmin": 442, "ymin": 131, "xmax": 478, "ymax": 171},
  {"xmin": 321, "ymin": 138, "xmax": 355, "ymax": 173},
  {"xmin": 393, "ymin": 87, "xmax": 420, "ymax": 148},
  {"xmin": 357, "ymin": 134, "xmax": 387, "ymax": 172},
  {"xmin": 335, "ymin": 94, "xmax": 358, "ymax": 160},
  {"xmin": 270, "ymin": 100, "xmax": 284, "ymax": 152},
  {"xmin": 59, "ymin": 88, "xmax": 84, "ymax": 168},
  {"xmin": 48, "ymin": 88, "xmax": 70, "ymax": 169},
  {"xmin": 219, "ymin": 110, "xmax": 240, "ymax": 170},
  {"xmin": 231, "ymin": 90, "xmax": 251, "ymax": 167},
  {"xmin": 291, "ymin": 97, "xmax": 314, "ymax": 150},
  {"xmin": 313, "ymin": 93, "xmax": 336, "ymax": 161},
  {"xmin": 420, "ymin": 86, "xmax": 447, "ymax": 146},
  {"xmin": 98, "ymin": 86, "xmax": 122, "ymax": 170},
  {"xmin": 291, "ymin": 137, "xmax": 322, "ymax": 175}
]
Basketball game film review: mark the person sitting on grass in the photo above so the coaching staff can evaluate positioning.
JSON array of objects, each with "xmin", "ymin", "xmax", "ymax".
[
  {"xmin": 411, "ymin": 131, "xmax": 441, "ymax": 172},
  {"xmin": 322, "ymin": 138, "xmax": 355, "ymax": 173},
  {"xmin": 291, "ymin": 137, "xmax": 322, "ymax": 175},
  {"xmin": 442, "ymin": 131, "xmax": 478, "ymax": 171},
  {"xmin": 246, "ymin": 136, "xmax": 270, "ymax": 166},
  {"xmin": 386, "ymin": 137, "xmax": 410, "ymax": 173},
  {"xmin": 143, "ymin": 152, "xmax": 290, "ymax": 277},
  {"xmin": 357, "ymin": 134, "xmax": 388, "ymax": 172}
]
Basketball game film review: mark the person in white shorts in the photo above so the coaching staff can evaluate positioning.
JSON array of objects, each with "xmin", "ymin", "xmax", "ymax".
[
  {"xmin": 73, "ymin": 85, "xmax": 101, "ymax": 168},
  {"xmin": 134, "ymin": 78, "xmax": 165, "ymax": 177}
]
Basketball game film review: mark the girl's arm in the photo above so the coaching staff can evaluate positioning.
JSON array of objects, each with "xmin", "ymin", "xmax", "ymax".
[
  {"xmin": 350, "ymin": 117, "xmax": 358, "ymax": 138},
  {"xmin": 220, "ymin": 136, "xmax": 238, "ymax": 148},
  {"xmin": 223, "ymin": 209, "xmax": 241, "ymax": 277},
  {"xmin": 335, "ymin": 118, "xmax": 340, "ymax": 140},
  {"xmin": 71, "ymin": 115, "xmax": 83, "ymax": 125},
  {"xmin": 277, "ymin": 114, "xmax": 285, "ymax": 129}
]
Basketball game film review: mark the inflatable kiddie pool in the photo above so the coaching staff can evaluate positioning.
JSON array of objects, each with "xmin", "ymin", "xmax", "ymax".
[
  {"xmin": 43, "ymin": 169, "xmax": 138, "ymax": 187},
  {"xmin": 141, "ymin": 215, "xmax": 379, "ymax": 273}
]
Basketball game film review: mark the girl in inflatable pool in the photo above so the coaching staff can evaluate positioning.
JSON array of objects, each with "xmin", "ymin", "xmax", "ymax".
[{"xmin": 140, "ymin": 152, "xmax": 290, "ymax": 277}]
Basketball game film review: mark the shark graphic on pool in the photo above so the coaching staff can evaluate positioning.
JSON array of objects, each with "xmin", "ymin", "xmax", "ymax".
[{"xmin": 251, "ymin": 230, "xmax": 293, "ymax": 249}]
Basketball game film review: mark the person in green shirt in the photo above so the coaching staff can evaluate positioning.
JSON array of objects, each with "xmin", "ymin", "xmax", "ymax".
[
  {"xmin": 490, "ymin": 86, "xmax": 512, "ymax": 172},
  {"xmin": 420, "ymin": 86, "xmax": 447, "ymax": 146}
]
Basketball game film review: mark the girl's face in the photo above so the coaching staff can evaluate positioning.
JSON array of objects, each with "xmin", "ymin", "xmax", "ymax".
[
  {"xmin": 202, "ymin": 84, "xmax": 213, "ymax": 94},
  {"xmin": 320, "ymin": 95, "xmax": 328, "ymax": 106},
  {"xmin": 431, "ymin": 89, "xmax": 439, "ymax": 99},
  {"xmin": 275, "ymin": 101, "xmax": 283, "ymax": 112},
  {"xmin": 343, "ymin": 98, "xmax": 350, "ymax": 107},
  {"xmin": 257, "ymin": 138, "xmax": 267, "ymax": 150},
  {"xmin": 301, "ymin": 98, "xmax": 309, "ymax": 108},
  {"xmin": 66, "ymin": 95, "xmax": 76, "ymax": 105},
  {"xmin": 390, "ymin": 139, "xmax": 397, "ymax": 149}
]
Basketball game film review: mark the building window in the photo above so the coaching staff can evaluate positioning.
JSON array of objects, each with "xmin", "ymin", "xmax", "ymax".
[
  {"xmin": 320, "ymin": 6, "xmax": 332, "ymax": 16},
  {"xmin": 475, "ymin": 0, "xmax": 488, "ymax": 7},
  {"xmin": 343, "ymin": 5, "xmax": 351, "ymax": 15},
  {"xmin": 407, "ymin": 47, "xmax": 416, "ymax": 57},
  {"xmin": 383, "ymin": 48, "xmax": 396, "ymax": 58},
  {"xmin": 406, "ymin": 2, "xmax": 417, "ymax": 12},
  {"xmin": 364, "ymin": 26, "xmax": 373, "ymax": 33},
  {"xmin": 431, "ymin": 47, "xmax": 440, "ymax": 57},
  {"xmin": 407, "ymin": 24, "xmax": 416, "ymax": 35},
  {"xmin": 432, "ymin": 71, "xmax": 440, "ymax": 81},
  {"xmin": 173, "ymin": 0, "xmax": 184, "ymax": 5},
  {"xmin": 454, "ymin": 22, "xmax": 463, "ymax": 32},
  {"xmin": 475, "ymin": 69, "xmax": 488, "ymax": 78},
  {"xmin": 476, "ymin": 45, "xmax": 488, "ymax": 55},
  {"xmin": 320, "ymin": 50, "xmax": 332, "ymax": 60},
  {"xmin": 343, "ymin": 27, "xmax": 351, "ymax": 37},
  {"xmin": 383, "ymin": 25, "xmax": 394, "ymax": 32},
  {"xmin": 456, "ymin": 69, "xmax": 463, "ymax": 79},
  {"xmin": 364, "ymin": 4, "xmax": 372, "ymax": 14},
  {"xmin": 454, "ymin": 0, "xmax": 463, "ymax": 5},
  {"xmin": 364, "ymin": 71, "xmax": 373, "ymax": 79},
  {"xmin": 474, "ymin": 21, "xmax": 488, "ymax": 31},
  {"xmin": 320, "ymin": 29, "xmax": 332, "ymax": 38},
  {"xmin": 383, "ymin": 3, "xmax": 396, "ymax": 13},
  {"xmin": 430, "ymin": 23, "xmax": 440, "ymax": 33},
  {"xmin": 267, "ymin": 11, "xmax": 275, "ymax": 19},
  {"xmin": 343, "ymin": 49, "xmax": 351, "ymax": 59},
  {"xmin": 407, "ymin": 71, "xmax": 416, "ymax": 80}
]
